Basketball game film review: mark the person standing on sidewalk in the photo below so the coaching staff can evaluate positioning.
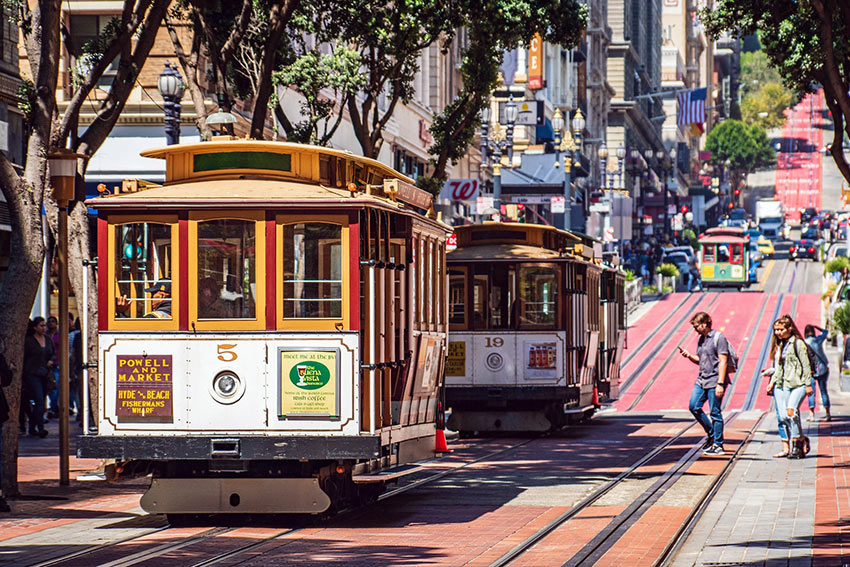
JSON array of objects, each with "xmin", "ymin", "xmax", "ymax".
[
  {"xmin": 804, "ymin": 324, "xmax": 831, "ymax": 422},
  {"xmin": 678, "ymin": 311, "xmax": 729, "ymax": 455},
  {"xmin": 765, "ymin": 315, "xmax": 813, "ymax": 459},
  {"xmin": 22, "ymin": 317, "xmax": 53, "ymax": 438}
]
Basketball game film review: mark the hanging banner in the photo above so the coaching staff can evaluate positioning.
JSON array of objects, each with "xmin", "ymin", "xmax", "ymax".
[
  {"xmin": 528, "ymin": 33, "xmax": 544, "ymax": 90},
  {"xmin": 279, "ymin": 349, "xmax": 339, "ymax": 418}
]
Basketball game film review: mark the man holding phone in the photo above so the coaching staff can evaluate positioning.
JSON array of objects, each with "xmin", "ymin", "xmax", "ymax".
[{"xmin": 678, "ymin": 311, "xmax": 729, "ymax": 455}]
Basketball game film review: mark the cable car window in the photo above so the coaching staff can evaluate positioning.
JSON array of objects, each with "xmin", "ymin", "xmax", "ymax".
[
  {"xmin": 730, "ymin": 243, "xmax": 743, "ymax": 264},
  {"xmin": 518, "ymin": 265, "xmax": 558, "ymax": 329},
  {"xmin": 283, "ymin": 223, "xmax": 342, "ymax": 318},
  {"xmin": 703, "ymin": 244, "xmax": 715, "ymax": 263},
  {"xmin": 472, "ymin": 264, "xmax": 512, "ymax": 330},
  {"xmin": 197, "ymin": 219, "xmax": 257, "ymax": 319},
  {"xmin": 114, "ymin": 222, "xmax": 173, "ymax": 319},
  {"xmin": 448, "ymin": 268, "xmax": 466, "ymax": 327},
  {"xmin": 717, "ymin": 244, "xmax": 730, "ymax": 263}
]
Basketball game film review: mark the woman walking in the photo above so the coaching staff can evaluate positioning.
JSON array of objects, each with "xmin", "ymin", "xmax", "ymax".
[
  {"xmin": 21, "ymin": 317, "xmax": 54, "ymax": 438},
  {"xmin": 804, "ymin": 324, "xmax": 831, "ymax": 422},
  {"xmin": 765, "ymin": 315, "xmax": 813, "ymax": 459}
]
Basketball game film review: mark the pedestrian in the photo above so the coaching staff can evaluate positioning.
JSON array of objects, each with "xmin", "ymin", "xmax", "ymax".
[
  {"xmin": 764, "ymin": 315, "xmax": 812, "ymax": 459},
  {"xmin": 22, "ymin": 317, "xmax": 54, "ymax": 438},
  {"xmin": 678, "ymin": 311, "xmax": 729, "ymax": 455},
  {"xmin": 804, "ymin": 324, "xmax": 830, "ymax": 422}
]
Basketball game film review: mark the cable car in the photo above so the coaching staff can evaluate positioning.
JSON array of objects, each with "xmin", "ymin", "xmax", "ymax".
[
  {"xmin": 79, "ymin": 138, "xmax": 450, "ymax": 516},
  {"xmin": 444, "ymin": 223, "xmax": 626, "ymax": 432},
  {"xmin": 698, "ymin": 228, "xmax": 751, "ymax": 289}
]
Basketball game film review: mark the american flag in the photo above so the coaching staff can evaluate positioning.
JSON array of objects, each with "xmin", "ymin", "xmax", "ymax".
[{"xmin": 677, "ymin": 87, "xmax": 707, "ymax": 129}]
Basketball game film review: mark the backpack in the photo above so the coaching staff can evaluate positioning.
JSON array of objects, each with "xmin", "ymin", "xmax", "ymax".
[
  {"xmin": 795, "ymin": 338, "xmax": 822, "ymax": 376},
  {"xmin": 711, "ymin": 331, "xmax": 738, "ymax": 374}
]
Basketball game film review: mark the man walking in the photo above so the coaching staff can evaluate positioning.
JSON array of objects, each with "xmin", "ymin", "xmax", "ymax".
[{"xmin": 678, "ymin": 312, "xmax": 729, "ymax": 455}]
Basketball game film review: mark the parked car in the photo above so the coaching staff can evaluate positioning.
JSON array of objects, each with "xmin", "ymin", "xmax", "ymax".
[
  {"xmin": 801, "ymin": 225, "xmax": 820, "ymax": 240},
  {"xmin": 790, "ymin": 239, "xmax": 818, "ymax": 261},
  {"xmin": 662, "ymin": 246, "xmax": 698, "ymax": 266},
  {"xmin": 827, "ymin": 242, "xmax": 848, "ymax": 262}
]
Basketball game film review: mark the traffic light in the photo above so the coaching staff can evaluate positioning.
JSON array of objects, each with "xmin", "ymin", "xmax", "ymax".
[
  {"xmin": 728, "ymin": 202, "xmax": 734, "ymax": 209},
  {"xmin": 517, "ymin": 203, "xmax": 526, "ymax": 223},
  {"xmin": 680, "ymin": 205, "xmax": 689, "ymax": 214},
  {"xmin": 733, "ymin": 188, "xmax": 740, "ymax": 196}
]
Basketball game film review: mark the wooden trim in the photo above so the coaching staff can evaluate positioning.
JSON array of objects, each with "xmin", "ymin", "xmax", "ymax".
[
  {"xmin": 97, "ymin": 216, "xmax": 108, "ymax": 331},
  {"xmin": 265, "ymin": 218, "xmax": 276, "ymax": 330},
  {"xmin": 276, "ymin": 213, "xmax": 350, "ymax": 331},
  {"xmin": 348, "ymin": 216, "xmax": 360, "ymax": 331},
  {"xmin": 178, "ymin": 217, "xmax": 189, "ymax": 329},
  {"xmin": 447, "ymin": 265, "xmax": 469, "ymax": 331},
  {"xmin": 107, "ymin": 215, "xmax": 180, "ymax": 331},
  {"xmin": 188, "ymin": 211, "xmax": 267, "ymax": 331}
]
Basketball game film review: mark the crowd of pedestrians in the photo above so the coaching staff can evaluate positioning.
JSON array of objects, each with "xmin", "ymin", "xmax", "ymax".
[
  {"xmin": 621, "ymin": 236, "xmax": 702, "ymax": 291},
  {"xmin": 18, "ymin": 313, "xmax": 83, "ymax": 440}
]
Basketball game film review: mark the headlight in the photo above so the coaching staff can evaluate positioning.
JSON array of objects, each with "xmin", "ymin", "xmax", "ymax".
[{"xmin": 210, "ymin": 371, "xmax": 245, "ymax": 404}]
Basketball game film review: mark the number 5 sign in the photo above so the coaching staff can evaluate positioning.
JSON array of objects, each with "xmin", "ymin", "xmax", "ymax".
[{"xmin": 439, "ymin": 179, "xmax": 480, "ymax": 202}]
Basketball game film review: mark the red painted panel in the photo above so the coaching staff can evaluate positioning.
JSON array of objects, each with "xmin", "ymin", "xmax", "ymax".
[
  {"xmin": 349, "ymin": 214, "xmax": 360, "ymax": 331},
  {"xmin": 178, "ymin": 217, "xmax": 189, "ymax": 329},
  {"xmin": 97, "ymin": 216, "xmax": 108, "ymax": 331},
  {"xmin": 265, "ymin": 218, "xmax": 276, "ymax": 330}
]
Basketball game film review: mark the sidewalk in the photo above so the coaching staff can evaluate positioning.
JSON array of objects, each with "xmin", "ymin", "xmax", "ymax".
[{"xmin": 673, "ymin": 364, "xmax": 850, "ymax": 566}]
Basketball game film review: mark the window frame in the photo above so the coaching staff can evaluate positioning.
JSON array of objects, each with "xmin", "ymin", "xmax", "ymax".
[
  {"xmin": 189, "ymin": 211, "xmax": 267, "ymax": 331},
  {"xmin": 107, "ymin": 215, "xmax": 180, "ymax": 331},
  {"xmin": 702, "ymin": 244, "xmax": 716, "ymax": 264},
  {"xmin": 276, "ymin": 213, "xmax": 350, "ymax": 331},
  {"xmin": 448, "ymin": 266, "xmax": 469, "ymax": 331}
]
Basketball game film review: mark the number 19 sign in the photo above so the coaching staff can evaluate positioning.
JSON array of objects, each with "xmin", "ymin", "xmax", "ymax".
[{"xmin": 439, "ymin": 179, "xmax": 480, "ymax": 202}]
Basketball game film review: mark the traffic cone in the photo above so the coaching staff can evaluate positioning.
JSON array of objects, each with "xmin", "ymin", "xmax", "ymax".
[
  {"xmin": 592, "ymin": 385, "xmax": 599, "ymax": 407},
  {"xmin": 435, "ymin": 428, "xmax": 452, "ymax": 453},
  {"xmin": 435, "ymin": 400, "xmax": 452, "ymax": 453}
]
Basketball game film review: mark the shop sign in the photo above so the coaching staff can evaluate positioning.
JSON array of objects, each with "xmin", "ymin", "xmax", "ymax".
[
  {"xmin": 551, "ymin": 196, "xmax": 565, "ymax": 213},
  {"xmin": 279, "ymin": 349, "xmax": 339, "ymax": 418},
  {"xmin": 440, "ymin": 179, "xmax": 480, "ymax": 202},
  {"xmin": 528, "ymin": 33, "xmax": 544, "ymax": 90},
  {"xmin": 115, "ymin": 354, "xmax": 173, "ymax": 420}
]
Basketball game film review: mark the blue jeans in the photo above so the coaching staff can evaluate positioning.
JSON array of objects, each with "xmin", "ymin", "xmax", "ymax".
[
  {"xmin": 775, "ymin": 385, "xmax": 807, "ymax": 440},
  {"xmin": 808, "ymin": 373, "xmax": 830, "ymax": 410},
  {"xmin": 21, "ymin": 373, "xmax": 46, "ymax": 433},
  {"xmin": 689, "ymin": 383, "xmax": 724, "ymax": 445},
  {"xmin": 774, "ymin": 397, "xmax": 788, "ymax": 440}
]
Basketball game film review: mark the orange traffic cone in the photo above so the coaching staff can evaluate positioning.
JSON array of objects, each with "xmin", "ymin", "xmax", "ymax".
[
  {"xmin": 435, "ymin": 428, "xmax": 452, "ymax": 453},
  {"xmin": 592, "ymin": 386, "xmax": 599, "ymax": 407}
]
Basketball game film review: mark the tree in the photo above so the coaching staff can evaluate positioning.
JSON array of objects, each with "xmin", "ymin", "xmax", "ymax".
[
  {"xmin": 705, "ymin": 119, "xmax": 775, "ymax": 192},
  {"xmin": 422, "ymin": 0, "xmax": 587, "ymax": 195},
  {"xmin": 741, "ymin": 82, "xmax": 793, "ymax": 130},
  {"xmin": 701, "ymin": 1, "xmax": 850, "ymax": 188},
  {"xmin": 1, "ymin": 0, "xmax": 168, "ymax": 498},
  {"xmin": 166, "ymin": 0, "xmax": 300, "ymax": 140},
  {"xmin": 739, "ymin": 50, "xmax": 783, "ymax": 95}
]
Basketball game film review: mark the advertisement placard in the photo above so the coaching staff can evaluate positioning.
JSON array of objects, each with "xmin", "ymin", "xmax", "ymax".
[
  {"xmin": 115, "ymin": 354, "xmax": 173, "ymax": 421},
  {"xmin": 523, "ymin": 341, "xmax": 558, "ymax": 379},
  {"xmin": 446, "ymin": 341, "xmax": 466, "ymax": 376},
  {"xmin": 279, "ymin": 349, "xmax": 339, "ymax": 418}
]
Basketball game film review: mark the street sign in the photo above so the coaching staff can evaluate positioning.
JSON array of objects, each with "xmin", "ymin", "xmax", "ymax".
[
  {"xmin": 510, "ymin": 195, "xmax": 552, "ymax": 205},
  {"xmin": 604, "ymin": 226, "xmax": 615, "ymax": 243},
  {"xmin": 498, "ymin": 100, "xmax": 544, "ymax": 126},
  {"xmin": 672, "ymin": 213, "xmax": 684, "ymax": 231},
  {"xmin": 440, "ymin": 179, "xmax": 480, "ymax": 202},
  {"xmin": 551, "ymin": 196, "xmax": 565, "ymax": 213}
]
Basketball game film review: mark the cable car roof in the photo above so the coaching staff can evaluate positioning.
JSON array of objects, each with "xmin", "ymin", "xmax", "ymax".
[
  {"xmin": 448, "ymin": 243, "xmax": 564, "ymax": 260},
  {"xmin": 698, "ymin": 234, "xmax": 749, "ymax": 243}
]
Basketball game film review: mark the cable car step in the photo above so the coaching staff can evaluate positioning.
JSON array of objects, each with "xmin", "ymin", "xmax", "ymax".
[
  {"xmin": 563, "ymin": 404, "xmax": 595, "ymax": 415},
  {"xmin": 352, "ymin": 464, "xmax": 423, "ymax": 483}
]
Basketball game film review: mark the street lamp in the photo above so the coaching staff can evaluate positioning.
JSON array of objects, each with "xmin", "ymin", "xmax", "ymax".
[
  {"xmin": 480, "ymin": 96, "xmax": 517, "ymax": 220},
  {"xmin": 630, "ymin": 148, "xmax": 645, "ymax": 237},
  {"xmin": 571, "ymin": 109, "xmax": 585, "ymax": 221},
  {"xmin": 157, "ymin": 62, "xmax": 185, "ymax": 146},
  {"xmin": 48, "ymin": 149, "xmax": 86, "ymax": 487},
  {"xmin": 553, "ymin": 109, "xmax": 579, "ymax": 231}
]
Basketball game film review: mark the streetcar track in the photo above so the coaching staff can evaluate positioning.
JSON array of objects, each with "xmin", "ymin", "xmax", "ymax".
[
  {"xmin": 188, "ymin": 529, "xmax": 297, "ymax": 567},
  {"xmin": 488, "ymin": 420, "xmax": 698, "ymax": 567},
  {"xmin": 622, "ymin": 294, "xmax": 694, "ymax": 366},
  {"xmin": 27, "ymin": 524, "xmax": 171, "ymax": 567},
  {"xmin": 80, "ymin": 526, "xmax": 234, "ymax": 567},
  {"xmin": 656, "ymin": 413, "xmax": 767, "ymax": 566},
  {"xmin": 619, "ymin": 293, "xmax": 717, "ymax": 398},
  {"xmin": 489, "ymin": 411, "xmax": 759, "ymax": 567}
]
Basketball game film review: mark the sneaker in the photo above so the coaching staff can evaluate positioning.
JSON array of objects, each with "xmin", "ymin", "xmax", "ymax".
[
  {"xmin": 701, "ymin": 437, "xmax": 714, "ymax": 450},
  {"xmin": 703, "ymin": 444, "xmax": 725, "ymax": 455}
]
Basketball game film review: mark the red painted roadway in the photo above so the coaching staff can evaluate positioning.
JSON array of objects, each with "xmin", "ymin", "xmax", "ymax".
[
  {"xmin": 615, "ymin": 291, "xmax": 822, "ymax": 413},
  {"xmin": 776, "ymin": 91, "xmax": 824, "ymax": 222}
]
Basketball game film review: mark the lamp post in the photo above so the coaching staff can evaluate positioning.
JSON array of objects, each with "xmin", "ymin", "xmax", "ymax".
[
  {"xmin": 553, "ymin": 109, "xmax": 579, "ymax": 230},
  {"xmin": 480, "ymin": 96, "xmax": 518, "ymax": 220},
  {"xmin": 48, "ymin": 149, "xmax": 85, "ymax": 486},
  {"xmin": 630, "ymin": 148, "xmax": 644, "ymax": 238},
  {"xmin": 571, "ymin": 109, "xmax": 585, "ymax": 225},
  {"xmin": 157, "ymin": 62, "xmax": 185, "ymax": 146}
]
